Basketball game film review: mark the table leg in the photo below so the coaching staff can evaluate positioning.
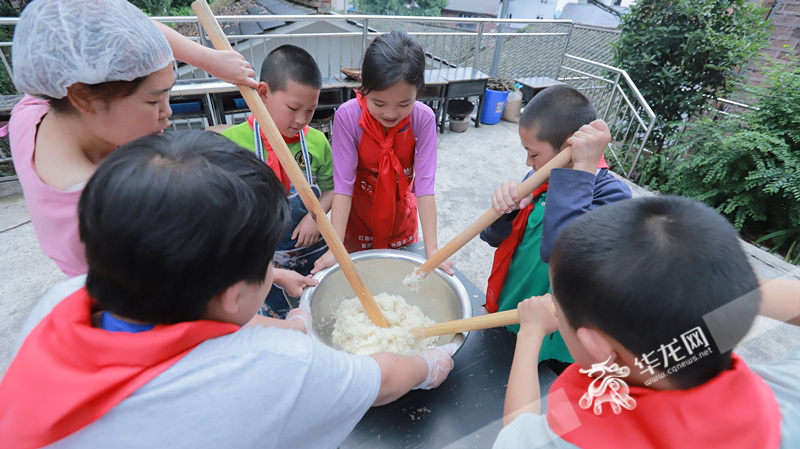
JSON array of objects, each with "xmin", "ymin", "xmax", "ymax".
[
  {"xmin": 440, "ymin": 97, "xmax": 449, "ymax": 134},
  {"xmin": 475, "ymin": 94, "xmax": 484, "ymax": 128}
]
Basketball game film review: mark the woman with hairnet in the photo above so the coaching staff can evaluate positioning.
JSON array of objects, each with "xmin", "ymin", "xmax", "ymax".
[{"xmin": 9, "ymin": 0, "xmax": 256, "ymax": 278}]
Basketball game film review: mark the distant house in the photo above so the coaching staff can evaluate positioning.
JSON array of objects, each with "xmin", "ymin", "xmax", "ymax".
[
  {"xmin": 441, "ymin": 0, "xmax": 500, "ymax": 32},
  {"xmin": 557, "ymin": 0, "xmax": 628, "ymax": 29},
  {"xmin": 505, "ymin": 0, "xmax": 559, "ymax": 26},
  {"xmin": 179, "ymin": 0, "xmax": 362, "ymax": 79}
]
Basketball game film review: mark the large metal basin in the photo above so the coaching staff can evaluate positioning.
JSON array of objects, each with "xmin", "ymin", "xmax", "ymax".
[{"xmin": 301, "ymin": 249, "xmax": 471, "ymax": 354}]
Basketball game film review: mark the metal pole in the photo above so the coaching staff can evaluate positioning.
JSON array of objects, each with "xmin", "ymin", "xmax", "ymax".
[
  {"xmin": 474, "ymin": 27, "xmax": 482, "ymax": 70},
  {"xmin": 556, "ymin": 22, "xmax": 573, "ymax": 79},
  {"xmin": 362, "ymin": 18, "xmax": 369, "ymax": 56},
  {"xmin": 490, "ymin": 0, "xmax": 511, "ymax": 77}
]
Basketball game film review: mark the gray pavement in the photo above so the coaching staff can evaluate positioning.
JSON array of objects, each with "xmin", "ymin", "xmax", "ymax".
[{"xmin": 2, "ymin": 117, "xmax": 799, "ymax": 377}]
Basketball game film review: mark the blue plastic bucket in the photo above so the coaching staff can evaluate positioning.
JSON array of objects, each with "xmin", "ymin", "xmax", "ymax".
[{"xmin": 480, "ymin": 89, "xmax": 509, "ymax": 125}]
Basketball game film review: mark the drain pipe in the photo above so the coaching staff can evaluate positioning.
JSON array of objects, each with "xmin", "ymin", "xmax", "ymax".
[{"xmin": 490, "ymin": 0, "xmax": 511, "ymax": 76}]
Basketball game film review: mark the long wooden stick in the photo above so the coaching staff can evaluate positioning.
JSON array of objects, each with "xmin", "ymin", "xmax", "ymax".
[
  {"xmin": 411, "ymin": 303, "xmax": 557, "ymax": 338},
  {"xmin": 191, "ymin": 0, "xmax": 388, "ymax": 327},
  {"xmin": 412, "ymin": 147, "xmax": 573, "ymax": 279}
]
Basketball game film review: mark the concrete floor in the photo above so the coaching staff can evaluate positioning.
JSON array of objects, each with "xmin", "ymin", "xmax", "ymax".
[{"xmin": 2, "ymin": 117, "xmax": 799, "ymax": 377}]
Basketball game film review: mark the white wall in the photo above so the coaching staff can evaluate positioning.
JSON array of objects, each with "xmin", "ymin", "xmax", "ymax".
[{"xmin": 505, "ymin": 0, "xmax": 560, "ymax": 25}]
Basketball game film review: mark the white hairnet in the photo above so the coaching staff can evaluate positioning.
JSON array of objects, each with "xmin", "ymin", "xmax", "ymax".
[{"xmin": 12, "ymin": 0, "xmax": 174, "ymax": 99}]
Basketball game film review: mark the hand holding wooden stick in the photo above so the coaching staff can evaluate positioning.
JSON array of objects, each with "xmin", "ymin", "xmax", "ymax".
[
  {"xmin": 411, "ymin": 302, "xmax": 557, "ymax": 338},
  {"xmin": 191, "ymin": 0, "xmax": 388, "ymax": 327},
  {"xmin": 405, "ymin": 147, "xmax": 574, "ymax": 287}
]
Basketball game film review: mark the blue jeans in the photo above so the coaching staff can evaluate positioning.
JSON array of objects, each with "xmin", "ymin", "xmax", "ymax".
[{"xmin": 260, "ymin": 192, "xmax": 327, "ymax": 319}]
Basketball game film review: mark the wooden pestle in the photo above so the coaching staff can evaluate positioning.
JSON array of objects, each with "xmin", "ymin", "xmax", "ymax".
[
  {"xmin": 191, "ymin": 0, "xmax": 389, "ymax": 327},
  {"xmin": 411, "ymin": 303, "xmax": 557, "ymax": 338},
  {"xmin": 408, "ymin": 147, "xmax": 573, "ymax": 281}
]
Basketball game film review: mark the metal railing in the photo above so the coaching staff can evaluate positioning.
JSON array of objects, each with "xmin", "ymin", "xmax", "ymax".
[
  {"xmin": 557, "ymin": 54, "xmax": 656, "ymax": 178},
  {"xmin": 0, "ymin": 14, "xmax": 655, "ymax": 177}
]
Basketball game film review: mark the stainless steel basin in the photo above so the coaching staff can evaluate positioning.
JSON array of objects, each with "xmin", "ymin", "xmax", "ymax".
[{"xmin": 301, "ymin": 249, "xmax": 471, "ymax": 354}]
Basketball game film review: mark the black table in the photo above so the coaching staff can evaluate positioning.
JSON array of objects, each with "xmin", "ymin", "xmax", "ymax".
[
  {"xmin": 515, "ymin": 76, "xmax": 564, "ymax": 104},
  {"xmin": 431, "ymin": 68, "xmax": 491, "ymax": 134},
  {"xmin": 419, "ymin": 70, "xmax": 449, "ymax": 128},
  {"xmin": 341, "ymin": 242, "xmax": 558, "ymax": 448}
]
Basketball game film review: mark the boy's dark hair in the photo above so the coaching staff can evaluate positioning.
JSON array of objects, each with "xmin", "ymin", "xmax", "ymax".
[
  {"xmin": 519, "ymin": 85, "xmax": 596, "ymax": 152},
  {"xmin": 79, "ymin": 131, "xmax": 291, "ymax": 324},
  {"xmin": 360, "ymin": 30, "xmax": 426, "ymax": 95},
  {"xmin": 550, "ymin": 196, "xmax": 759, "ymax": 389},
  {"xmin": 260, "ymin": 44, "xmax": 322, "ymax": 92}
]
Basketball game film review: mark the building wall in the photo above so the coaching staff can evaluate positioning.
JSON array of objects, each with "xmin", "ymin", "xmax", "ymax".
[
  {"xmin": 507, "ymin": 0, "xmax": 560, "ymax": 21},
  {"xmin": 746, "ymin": 0, "xmax": 800, "ymax": 85},
  {"xmin": 440, "ymin": 9, "xmax": 497, "ymax": 33}
]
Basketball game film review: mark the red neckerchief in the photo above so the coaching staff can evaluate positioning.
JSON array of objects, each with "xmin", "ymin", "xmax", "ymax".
[
  {"xmin": 0, "ymin": 287, "xmax": 240, "ymax": 448},
  {"xmin": 598, "ymin": 154, "xmax": 609, "ymax": 169},
  {"xmin": 356, "ymin": 92, "xmax": 412, "ymax": 249},
  {"xmin": 485, "ymin": 158, "xmax": 611, "ymax": 313},
  {"xmin": 247, "ymin": 115, "xmax": 309, "ymax": 194},
  {"xmin": 485, "ymin": 182, "xmax": 548, "ymax": 312},
  {"xmin": 546, "ymin": 354, "xmax": 781, "ymax": 449}
]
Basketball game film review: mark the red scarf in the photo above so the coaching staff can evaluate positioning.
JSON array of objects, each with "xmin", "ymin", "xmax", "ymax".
[
  {"xmin": 485, "ymin": 182, "xmax": 549, "ymax": 313},
  {"xmin": 247, "ymin": 115, "xmax": 309, "ymax": 194},
  {"xmin": 0, "ymin": 287, "xmax": 240, "ymax": 449},
  {"xmin": 356, "ymin": 92, "xmax": 412, "ymax": 249},
  {"xmin": 546, "ymin": 355, "xmax": 781, "ymax": 449}
]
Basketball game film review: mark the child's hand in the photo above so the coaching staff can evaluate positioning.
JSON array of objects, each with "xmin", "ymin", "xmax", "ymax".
[
  {"xmin": 425, "ymin": 245, "xmax": 455, "ymax": 275},
  {"xmin": 274, "ymin": 269, "xmax": 318, "ymax": 298},
  {"xmin": 293, "ymin": 214, "xmax": 321, "ymax": 247},
  {"xmin": 567, "ymin": 119, "xmax": 611, "ymax": 174},
  {"xmin": 518, "ymin": 294, "xmax": 559, "ymax": 337},
  {"xmin": 311, "ymin": 250, "xmax": 336, "ymax": 274},
  {"xmin": 204, "ymin": 49, "xmax": 258, "ymax": 89},
  {"xmin": 492, "ymin": 181, "xmax": 533, "ymax": 215}
]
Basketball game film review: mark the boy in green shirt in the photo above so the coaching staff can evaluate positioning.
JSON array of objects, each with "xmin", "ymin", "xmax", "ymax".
[
  {"xmin": 480, "ymin": 86, "xmax": 631, "ymax": 368},
  {"xmin": 222, "ymin": 45, "xmax": 333, "ymax": 318}
]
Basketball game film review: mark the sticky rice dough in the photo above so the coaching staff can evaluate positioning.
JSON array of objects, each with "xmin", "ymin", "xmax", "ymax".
[
  {"xmin": 402, "ymin": 269, "xmax": 428, "ymax": 292},
  {"xmin": 332, "ymin": 293, "xmax": 437, "ymax": 356}
]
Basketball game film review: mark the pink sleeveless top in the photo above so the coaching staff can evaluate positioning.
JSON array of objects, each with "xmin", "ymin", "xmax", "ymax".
[{"xmin": 10, "ymin": 95, "xmax": 86, "ymax": 277}]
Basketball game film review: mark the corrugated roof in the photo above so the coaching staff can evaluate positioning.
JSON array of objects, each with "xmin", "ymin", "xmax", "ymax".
[
  {"xmin": 222, "ymin": 0, "xmax": 310, "ymax": 36},
  {"xmin": 442, "ymin": 0, "xmax": 500, "ymax": 17}
]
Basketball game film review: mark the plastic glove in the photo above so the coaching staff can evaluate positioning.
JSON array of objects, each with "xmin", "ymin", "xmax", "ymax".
[
  {"xmin": 286, "ymin": 295, "xmax": 312, "ymax": 334},
  {"xmin": 413, "ymin": 342, "xmax": 458, "ymax": 390}
]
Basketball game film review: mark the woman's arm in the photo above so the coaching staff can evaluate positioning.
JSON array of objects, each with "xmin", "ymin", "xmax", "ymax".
[
  {"xmin": 417, "ymin": 195, "xmax": 454, "ymax": 275},
  {"xmin": 153, "ymin": 21, "xmax": 258, "ymax": 88},
  {"xmin": 370, "ymin": 344, "xmax": 455, "ymax": 406},
  {"xmin": 758, "ymin": 279, "xmax": 800, "ymax": 326}
]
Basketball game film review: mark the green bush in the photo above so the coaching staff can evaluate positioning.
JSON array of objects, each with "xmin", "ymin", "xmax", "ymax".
[
  {"xmin": 0, "ymin": 4, "xmax": 19, "ymax": 95},
  {"xmin": 129, "ymin": 0, "xmax": 172, "ymax": 16},
  {"xmin": 613, "ymin": 0, "xmax": 772, "ymax": 153},
  {"xmin": 662, "ymin": 54, "xmax": 800, "ymax": 263}
]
